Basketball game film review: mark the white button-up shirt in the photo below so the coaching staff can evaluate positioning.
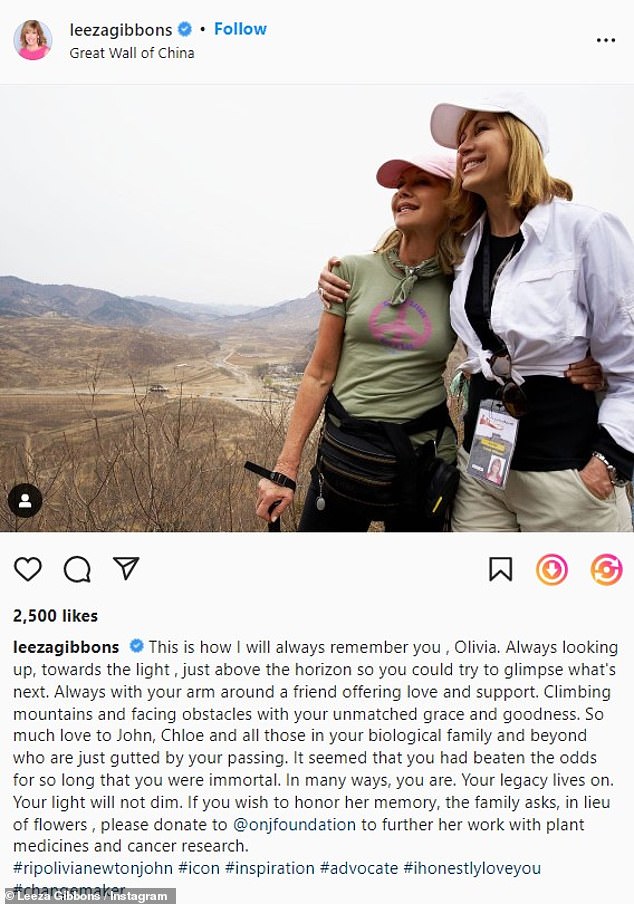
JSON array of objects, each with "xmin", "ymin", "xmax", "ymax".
[{"xmin": 451, "ymin": 199, "xmax": 634, "ymax": 455}]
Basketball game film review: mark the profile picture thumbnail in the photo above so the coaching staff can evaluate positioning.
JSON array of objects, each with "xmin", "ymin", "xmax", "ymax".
[{"xmin": 15, "ymin": 19, "xmax": 51, "ymax": 60}]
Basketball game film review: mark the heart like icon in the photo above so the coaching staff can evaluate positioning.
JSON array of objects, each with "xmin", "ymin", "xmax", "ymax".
[{"xmin": 14, "ymin": 557, "xmax": 42, "ymax": 581}]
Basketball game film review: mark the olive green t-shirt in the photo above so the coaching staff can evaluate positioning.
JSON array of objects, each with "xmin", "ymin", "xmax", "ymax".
[{"xmin": 328, "ymin": 252, "xmax": 455, "ymax": 423}]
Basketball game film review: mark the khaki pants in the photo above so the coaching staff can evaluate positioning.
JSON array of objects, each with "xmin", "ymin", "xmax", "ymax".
[{"xmin": 452, "ymin": 448, "xmax": 633, "ymax": 532}]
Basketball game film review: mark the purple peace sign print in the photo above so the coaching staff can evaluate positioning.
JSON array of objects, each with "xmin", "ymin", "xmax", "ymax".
[{"xmin": 368, "ymin": 299, "xmax": 433, "ymax": 351}]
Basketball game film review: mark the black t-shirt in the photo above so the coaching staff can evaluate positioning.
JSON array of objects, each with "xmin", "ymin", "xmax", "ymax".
[{"xmin": 465, "ymin": 230, "xmax": 522, "ymax": 354}]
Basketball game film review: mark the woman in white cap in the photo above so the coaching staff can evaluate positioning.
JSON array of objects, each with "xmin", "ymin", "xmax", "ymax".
[
  {"xmin": 428, "ymin": 91, "xmax": 634, "ymax": 530},
  {"xmin": 255, "ymin": 151, "xmax": 459, "ymax": 531}
]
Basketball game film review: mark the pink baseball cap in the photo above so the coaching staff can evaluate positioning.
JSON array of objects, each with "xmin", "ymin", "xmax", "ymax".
[
  {"xmin": 430, "ymin": 91, "xmax": 549, "ymax": 155},
  {"xmin": 376, "ymin": 149, "xmax": 456, "ymax": 187}
]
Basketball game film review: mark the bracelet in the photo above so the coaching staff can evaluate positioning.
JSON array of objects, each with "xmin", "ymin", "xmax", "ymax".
[
  {"xmin": 591, "ymin": 452, "xmax": 628, "ymax": 487},
  {"xmin": 244, "ymin": 460, "xmax": 297, "ymax": 491}
]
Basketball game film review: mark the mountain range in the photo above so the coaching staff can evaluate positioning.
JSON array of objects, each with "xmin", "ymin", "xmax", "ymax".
[{"xmin": 0, "ymin": 275, "xmax": 320, "ymax": 338}]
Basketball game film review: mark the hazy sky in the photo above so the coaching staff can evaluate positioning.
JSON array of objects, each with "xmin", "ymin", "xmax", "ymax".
[{"xmin": 3, "ymin": 84, "xmax": 633, "ymax": 308}]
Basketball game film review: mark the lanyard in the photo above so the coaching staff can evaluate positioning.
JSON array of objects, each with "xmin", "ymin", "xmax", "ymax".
[{"xmin": 480, "ymin": 221, "xmax": 518, "ymax": 355}]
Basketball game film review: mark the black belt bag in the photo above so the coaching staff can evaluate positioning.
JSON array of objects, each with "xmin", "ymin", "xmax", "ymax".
[{"xmin": 317, "ymin": 393, "xmax": 459, "ymax": 517}]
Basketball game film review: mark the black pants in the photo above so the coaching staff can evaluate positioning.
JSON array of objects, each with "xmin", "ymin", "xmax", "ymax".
[{"xmin": 298, "ymin": 469, "xmax": 446, "ymax": 533}]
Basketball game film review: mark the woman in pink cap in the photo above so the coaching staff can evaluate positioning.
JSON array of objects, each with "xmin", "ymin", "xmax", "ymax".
[
  {"xmin": 255, "ymin": 151, "xmax": 460, "ymax": 531},
  {"xmin": 428, "ymin": 91, "xmax": 634, "ymax": 531}
]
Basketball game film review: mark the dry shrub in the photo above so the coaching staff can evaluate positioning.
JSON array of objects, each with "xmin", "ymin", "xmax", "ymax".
[{"xmin": 1, "ymin": 390, "xmax": 318, "ymax": 532}]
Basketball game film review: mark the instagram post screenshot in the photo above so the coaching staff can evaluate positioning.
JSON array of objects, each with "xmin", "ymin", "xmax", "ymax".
[{"xmin": 2, "ymin": 2, "xmax": 632, "ymax": 902}]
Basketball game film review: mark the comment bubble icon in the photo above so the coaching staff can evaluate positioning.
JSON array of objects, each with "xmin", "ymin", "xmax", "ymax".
[{"xmin": 64, "ymin": 555, "xmax": 91, "ymax": 583}]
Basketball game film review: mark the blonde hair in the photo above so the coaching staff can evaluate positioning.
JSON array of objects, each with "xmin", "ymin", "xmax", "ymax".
[
  {"xmin": 20, "ymin": 20, "xmax": 47, "ymax": 47},
  {"xmin": 445, "ymin": 111, "xmax": 573, "ymax": 264}
]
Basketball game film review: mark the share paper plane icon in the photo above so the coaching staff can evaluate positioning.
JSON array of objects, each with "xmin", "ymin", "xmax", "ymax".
[{"xmin": 113, "ymin": 557, "xmax": 140, "ymax": 581}]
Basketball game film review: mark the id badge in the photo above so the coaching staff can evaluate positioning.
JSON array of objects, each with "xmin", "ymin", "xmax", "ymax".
[{"xmin": 466, "ymin": 400, "xmax": 518, "ymax": 489}]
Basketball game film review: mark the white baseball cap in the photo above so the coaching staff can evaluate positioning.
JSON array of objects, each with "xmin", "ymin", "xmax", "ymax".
[
  {"xmin": 430, "ymin": 91, "xmax": 549, "ymax": 155},
  {"xmin": 376, "ymin": 149, "xmax": 457, "ymax": 187}
]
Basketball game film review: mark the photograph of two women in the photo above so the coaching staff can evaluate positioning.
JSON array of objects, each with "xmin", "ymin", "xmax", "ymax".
[{"xmin": 2, "ymin": 85, "xmax": 633, "ymax": 532}]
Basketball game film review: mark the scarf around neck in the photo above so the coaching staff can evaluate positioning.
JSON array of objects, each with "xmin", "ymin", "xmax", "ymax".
[{"xmin": 386, "ymin": 248, "xmax": 443, "ymax": 306}]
